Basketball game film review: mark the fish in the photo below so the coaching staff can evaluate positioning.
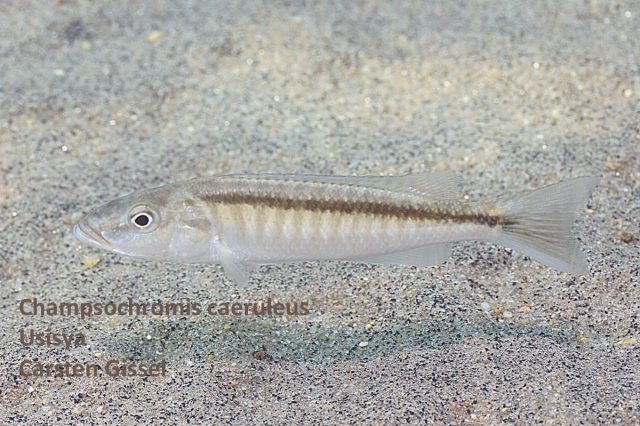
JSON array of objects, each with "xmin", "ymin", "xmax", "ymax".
[{"xmin": 73, "ymin": 172, "xmax": 599, "ymax": 285}]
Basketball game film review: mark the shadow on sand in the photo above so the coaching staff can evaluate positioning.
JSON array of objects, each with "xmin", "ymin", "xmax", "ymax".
[{"xmin": 101, "ymin": 311, "xmax": 579, "ymax": 365}]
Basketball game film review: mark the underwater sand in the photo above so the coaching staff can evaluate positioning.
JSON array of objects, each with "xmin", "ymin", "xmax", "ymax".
[{"xmin": 0, "ymin": 0, "xmax": 638, "ymax": 423}]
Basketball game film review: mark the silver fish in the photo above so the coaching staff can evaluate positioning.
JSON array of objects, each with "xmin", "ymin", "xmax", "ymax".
[{"xmin": 73, "ymin": 172, "xmax": 599, "ymax": 284}]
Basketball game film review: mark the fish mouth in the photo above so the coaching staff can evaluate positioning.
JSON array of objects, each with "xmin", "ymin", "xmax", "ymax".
[{"xmin": 73, "ymin": 218, "xmax": 112, "ymax": 250}]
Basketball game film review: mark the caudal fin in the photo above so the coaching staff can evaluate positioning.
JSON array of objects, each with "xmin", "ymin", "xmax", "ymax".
[{"xmin": 497, "ymin": 176, "xmax": 599, "ymax": 275}]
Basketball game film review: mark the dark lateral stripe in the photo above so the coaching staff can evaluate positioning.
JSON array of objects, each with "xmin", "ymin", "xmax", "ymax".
[{"xmin": 201, "ymin": 191, "xmax": 501, "ymax": 227}]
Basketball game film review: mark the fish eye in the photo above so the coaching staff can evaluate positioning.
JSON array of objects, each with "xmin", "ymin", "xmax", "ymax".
[
  {"xmin": 133, "ymin": 212, "xmax": 152, "ymax": 227},
  {"xmin": 129, "ymin": 208, "xmax": 158, "ymax": 231}
]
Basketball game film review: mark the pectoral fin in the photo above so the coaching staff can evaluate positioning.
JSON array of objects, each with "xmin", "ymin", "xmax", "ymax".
[{"xmin": 358, "ymin": 243, "xmax": 451, "ymax": 267}]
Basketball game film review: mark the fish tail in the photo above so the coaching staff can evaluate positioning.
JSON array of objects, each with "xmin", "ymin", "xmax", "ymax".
[{"xmin": 496, "ymin": 176, "xmax": 599, "ymax": 274}]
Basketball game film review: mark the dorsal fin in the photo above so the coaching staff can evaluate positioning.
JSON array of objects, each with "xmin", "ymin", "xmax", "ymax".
[
  {"xmin": 343, "ymin": 172, "xmax": 460, "ymax": 200},
  {"xmin": 226, "ymin": 171, "xmax": 461, "ymax": 200}
]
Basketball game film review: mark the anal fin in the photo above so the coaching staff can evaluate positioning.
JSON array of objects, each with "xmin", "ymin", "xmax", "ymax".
[{"xmin": 358, "ymin": 243, "xmax": 451, "ymax": 267}]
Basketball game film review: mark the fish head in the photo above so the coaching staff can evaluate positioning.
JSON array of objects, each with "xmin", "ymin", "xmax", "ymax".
[{"xmin": 73, "ymin": 184, "xmax": 214, "ymax": 263}]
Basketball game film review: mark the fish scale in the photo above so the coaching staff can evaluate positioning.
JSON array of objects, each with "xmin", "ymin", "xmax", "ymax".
[{"xmin": 198, "ymin": 176, "xmax": 500, "ymax": 264}]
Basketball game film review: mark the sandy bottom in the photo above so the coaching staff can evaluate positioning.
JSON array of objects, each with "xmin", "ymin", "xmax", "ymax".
[{"xmin": 1, "ymin": 0, "xmax": 638, "ymax": 423}]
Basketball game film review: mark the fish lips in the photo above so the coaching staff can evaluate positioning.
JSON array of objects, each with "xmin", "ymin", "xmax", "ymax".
[{"xmin": 73, "ymin": 218, "xmax": 112, "ymax": 250}]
